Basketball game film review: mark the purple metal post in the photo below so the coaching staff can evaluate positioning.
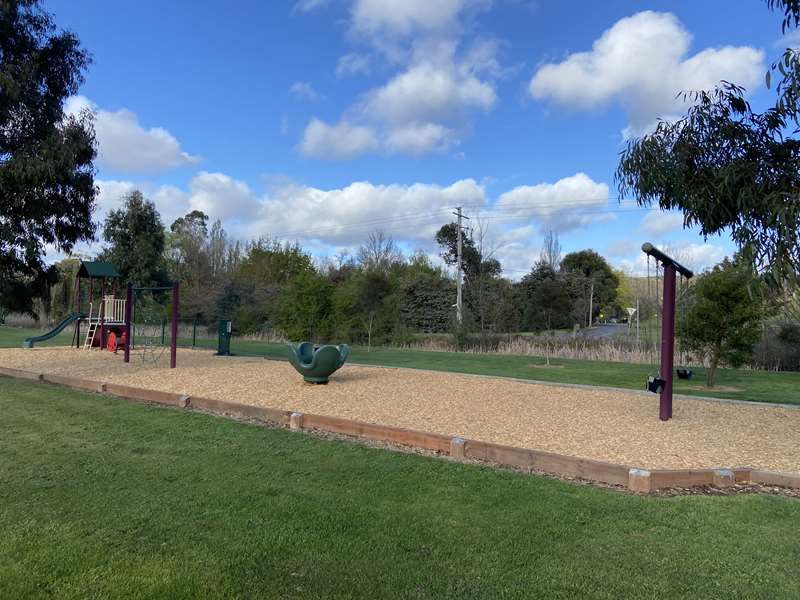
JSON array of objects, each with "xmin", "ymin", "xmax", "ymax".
[
  {"xmin": 124, "ymin": 282, "xmax": 133, "ymax": 363},
  {"xmin": 75, "ymin": 277, "xmax": 81, "ymax": 348},
  {"xmin": 170, "ymin": 280, "xmax": 179, "ymax": 369},
  {"xmin": 660, "ymin": 265, "xmax": 677, "ymax": 421}
]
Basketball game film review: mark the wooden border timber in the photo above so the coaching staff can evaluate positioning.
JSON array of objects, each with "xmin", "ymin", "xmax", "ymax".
[
  {"xmin": 1, "ymin": 367, "xmax": 798, "ymax": 492},
  {"xmin": 187, "ymin": 395, "xmax": 291, "ymax": 426},
  {"xmin": 749, "ymin": 470, "xmax": 800, "ymax": 489},
  {"xmin": 40, "ymin": 373, "xmax": 106, "ymax": 394},
  {"xmin": 463, "ymin": 438, "xmax": 632, "ymax": 486},
  {"xmin": 0, "ymin": 365, "xmax": 43, "ymax": 381},
  {"xmin": 300, "ymin": 412, "xmax": 452, "ymax": 453}
]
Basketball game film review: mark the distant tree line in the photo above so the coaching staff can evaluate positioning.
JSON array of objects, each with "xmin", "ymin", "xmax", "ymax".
[
  {"xmin": 32, "ymin": 189, "xmax": 799, "ymax": 372},
  {"xmin": 40, "ymin": 191, "xmax": 637, "ymax": 346}
]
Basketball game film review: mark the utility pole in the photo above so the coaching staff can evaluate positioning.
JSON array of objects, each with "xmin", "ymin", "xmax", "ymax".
[{"xmin": 453, "ymin": 207, "xmax": 469, "ymax": 325}]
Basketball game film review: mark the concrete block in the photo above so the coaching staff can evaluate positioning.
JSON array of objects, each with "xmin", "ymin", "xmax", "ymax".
[
  {"xmin": 713, "ymin": 469, "xmax": 735, "ymax": 487},
  {"xmin": 450, "ymin": 437, "xmax": 466, "ymax": 459},
  {"xmin": 628, "ymin": 468, "xmax": 652, "ymax": 493},
  {"xmin": 290, "ymin": 412, "xmax": 304, "ymax": 430}
]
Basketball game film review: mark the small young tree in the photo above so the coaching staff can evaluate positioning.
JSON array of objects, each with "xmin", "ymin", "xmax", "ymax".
[
  {"xmin": 560, "ymin": 250, "xmax": 619, "ymax": 326},
  {"xmin": 681, "ymin": 259, "xmax": 765, "ymax": 387},
  {"xmin": 100, "ymin": 190, "xmax": 167, "ymax": 287},
  {"xmin": 276, "ymin": 271, "xmax": 334, "ymax": 342}
]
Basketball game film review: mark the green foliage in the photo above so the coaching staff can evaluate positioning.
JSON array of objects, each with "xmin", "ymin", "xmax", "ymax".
[
  {"xmin": 237, "ymin": 239, "xmax": 314, "ymax": 285},
  {"xmin": 618, "ymin": 2, "xmax": 800, "ymax": 298},
  {"xmin": 560, "ymin": 250, "xmax": 619, "ymax": 325},
  {"xmin": 276, "ymin": 270, "xmax": 334, "ymax": 342},
  {"xmin": 0, "ymin": 0, "xmax": 97, "ymax": 316},
  {"xmin": 681, "ymin": 259, "xmax": 766, "ymax": 386},
  {"xmin": 218, "ymin": 239, "xmax": 314, "ymax": 334},
  {"xmin": 398, "ymin": 269, "xmax": 454, "ymax": 333},
  {"xmin": 100, "ymin": 190, "xmax": 167, "ymax": 287},
  {"xmin": 435, "ymin": 222, "xmax": 504, "ymax": 333},
  {"xmin": 40, "ymin": 257, "xmax": 80, "ymax": 321}
]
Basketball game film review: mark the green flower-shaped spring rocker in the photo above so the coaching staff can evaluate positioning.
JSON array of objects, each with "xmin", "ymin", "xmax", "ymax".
[{"xmin": 287, "ymin": 342, "xmax": 349, "ymax": 384}]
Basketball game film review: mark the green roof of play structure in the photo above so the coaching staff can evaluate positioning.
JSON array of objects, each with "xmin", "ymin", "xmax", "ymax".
[{"xmin": 77, "ymin": 261, "xmax": 120, "ymax": 279}]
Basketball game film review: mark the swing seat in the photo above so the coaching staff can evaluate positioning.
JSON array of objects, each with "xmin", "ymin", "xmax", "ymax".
[
  {"xmin": 646, "ymin": 376, "xmax": 665, "ymax": 394},
  {"xmin": 676, "ymin": 368, "xmax": 692, "ymax": 380}
]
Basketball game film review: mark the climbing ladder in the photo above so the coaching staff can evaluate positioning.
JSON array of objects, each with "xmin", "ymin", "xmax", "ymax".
[{"xmin": 82, "ymin": 302, "xmax": 98, "ymax": 350}]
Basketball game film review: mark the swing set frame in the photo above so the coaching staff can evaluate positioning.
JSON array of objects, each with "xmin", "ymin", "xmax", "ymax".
[
  {"xmin": 122, "ymin": 281, "xmax": 180, "ymax": 369},
  {"xmin": 642, "ymin": 242, "xmax": 693, "ymax": 421}
]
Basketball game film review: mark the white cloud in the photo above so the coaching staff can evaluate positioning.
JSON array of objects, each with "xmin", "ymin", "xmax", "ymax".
[
  {"xmin": 289, "ymin": 81, "xmax": 322, "ymax": 102},
  {"xmin": 187, "ymin": 172, "xmax": 261, "ymax": 221},
  {"xmin": 604, "ymin": 239, "xmax": 638, "ymax": 258},
  {"xmin": 365, "ymin": 59, "xmax": 496, "ymax": 125},
  {"xmin": 304, "ymin": 42, "xmax": 499, "ymax": 157},
  {"xmin": 336, "ymin": 53, "xmax": 371, "ymax": 77},
  {"xmin": 775, "ymin": 29, "xmax": 800, "ymax": 48},
  {"xmin": 249, "ymin": 178, "xmax": 487, "ymax": 244},
  {"xmin": 95, "ymin": 180, "xmax": 137, "ymax": 216},
  {"xmin": 385, "ymin": 122, "xmax": 455, "ymax": 155},
  {"xmin": 351, "ymin": 0, "xmax": 474, "ymax": 41},
  {"xmin": 87, "ymin": 171, "xmax": 622, "ymax": 274},
  {"xmin": 299, "ymin": 118, "xmax": 380, "ymax": 159},
  {"xmin": 617, "ymin": 242, "xmax": 729, "ymax": 276},
  {"xmin": 300, "ymin": 1, "xmax": 499, "ymax": 158},
  {"xmin": 493, "ymin": 173, "xmax": 611, "ymax": 232},
  {"xmin": 294, "ymin": 0, "xmax": 330, "ymax": 13},
  {"xmin": 639, "ymin": 211, "xmax": 684, "ymax": 237},
  {"xmin": 65, "ymin": 96, "xmax": 200, "ymax": 174},
  {"xmin": 94, "ymin": 180, "xmax": 190, "ymax": 228},
  {"xmin": 529, "ymin": 11, "xmax": 765, "ymax": 136}
]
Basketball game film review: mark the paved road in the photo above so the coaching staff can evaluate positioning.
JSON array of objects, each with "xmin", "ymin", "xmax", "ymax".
[
  {"xmin": 549, "ymin": 323, "xmax": 629, "ymax": 340},
  {"xmin": 582, "ymin": 323, "xmax": 629, "ymax": 339}
]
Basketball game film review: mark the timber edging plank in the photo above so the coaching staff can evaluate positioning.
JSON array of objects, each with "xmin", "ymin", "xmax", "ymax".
[
  {"xmin": 301, "ymin": 412, "xmax": 452, "ymax": 453},
  {"xmin": 41, "ymin": 373, "xmax": 106, "ymax": 393},
  {"xmin": 186, "ymin": 395, "xmax": 291, "ymax": 425},
  {"xmin": 1, "ymin": 366, "xmax": 798, "ymax": 491},
  {"xmin": 0, "ymin": 366, "xmax": 43, "ymax": 381},
  {"xmin": 464, "ymin": 439, "xmax": 631, "ymax": 486},
  {"xmin": 750, "ymin": 470, "xmax": 800, "ymax": 489},
  {"xmin": 104, "ymin": 383, "xmax": 184, "ymax": 406}
]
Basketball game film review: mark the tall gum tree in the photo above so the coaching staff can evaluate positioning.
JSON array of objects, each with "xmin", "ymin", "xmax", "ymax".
[{"xmin": 0, "ymin": 0, "xmax": 97, "ymax": 317}]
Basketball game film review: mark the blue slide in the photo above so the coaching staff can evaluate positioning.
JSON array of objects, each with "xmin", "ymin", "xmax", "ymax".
[{"xmin": 23, "ymin": 313, "xmax": 85, "ymax": 348}]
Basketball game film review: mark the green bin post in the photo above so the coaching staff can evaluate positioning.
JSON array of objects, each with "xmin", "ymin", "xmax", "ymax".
[{"xmin": 215, "ymin": 320, "xmax": 232, "ymax": 356}]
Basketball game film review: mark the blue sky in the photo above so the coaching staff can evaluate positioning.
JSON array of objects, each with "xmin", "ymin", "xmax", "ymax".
[{"xmin": 48, "ymin": 0, "xmax": 792, "ymax": 276}]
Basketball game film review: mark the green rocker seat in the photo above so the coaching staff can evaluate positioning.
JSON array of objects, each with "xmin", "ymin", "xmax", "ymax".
[{"xmin": 287, "ymin": 342, "xmax": 349, "ymax": 384}]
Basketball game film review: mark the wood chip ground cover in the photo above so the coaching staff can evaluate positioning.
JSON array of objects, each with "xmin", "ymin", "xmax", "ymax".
[{"xmin": 1, "ymin": 347, "xmax": 797, "ymax": 472}]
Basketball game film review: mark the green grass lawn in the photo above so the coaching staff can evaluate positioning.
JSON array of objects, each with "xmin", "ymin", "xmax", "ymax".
[
  {"xmin": 1, "ymin": 377, "xmax": 798, "ymax": 599},
  {"xmin": 0, "ymin": 324, "xmax": 74, "ymax": 348},
  {"xmin": 2, "ymin": 324, "xmax": 799, "ymax": 405}
]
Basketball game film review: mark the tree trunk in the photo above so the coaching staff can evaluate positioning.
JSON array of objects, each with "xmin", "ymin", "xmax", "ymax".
[
  {"xmin": 587, "ymin": 279, "xmax": 594, "ymax": 327},
  {"xmin": 707, "ymin": 348, "xmax": 720, "ymax": 387}
]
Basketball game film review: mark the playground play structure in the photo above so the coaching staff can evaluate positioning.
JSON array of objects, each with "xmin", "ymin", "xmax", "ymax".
[
  {"xmin": 641, "ymin": 242, "xmax": 694, "ymax": 421},
  {"xmin": 23, "ymin": 261, "xmax": 180, "ymax": 369},
  {"xmin": 20, "ymin": 243, "xmax": 691, "ymax": 419}
]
